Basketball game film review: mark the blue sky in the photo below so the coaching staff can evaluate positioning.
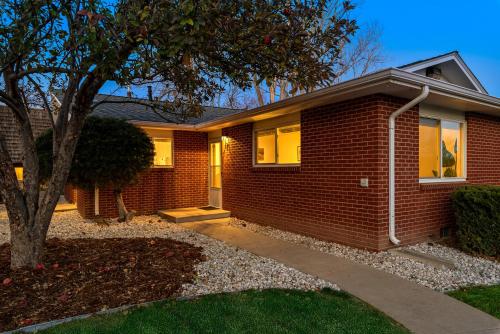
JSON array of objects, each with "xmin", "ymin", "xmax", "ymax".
[
  {"xmin": 102, "ymin": 0, "xmax": 500, "ymax": 98},
  {"xmin": 354, "ymin": 0, "xmax": 500, "ymax": 96}
]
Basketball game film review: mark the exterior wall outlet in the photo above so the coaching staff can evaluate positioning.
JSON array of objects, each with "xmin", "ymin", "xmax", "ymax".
[{"xmin": 360, "ymin": 178, "xmax": 369, "ymax": 188}]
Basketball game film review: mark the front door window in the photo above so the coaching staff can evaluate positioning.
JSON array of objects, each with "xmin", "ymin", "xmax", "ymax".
[{"xmin": 210, "ymin": 142, "xmax": 221, "ymax": 189}]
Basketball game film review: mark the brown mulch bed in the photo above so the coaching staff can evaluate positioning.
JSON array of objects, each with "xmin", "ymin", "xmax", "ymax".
[{"xmin": 0, "ymin": 238, "xmax": 204, "ymax": 331}]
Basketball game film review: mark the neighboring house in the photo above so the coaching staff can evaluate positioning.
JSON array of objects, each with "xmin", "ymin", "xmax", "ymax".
[
  {"xmin": 7, "ymin": 51, "xmax": 500, "ymax": 251},
  {"xmin": 0, "ymin": 106, "xmax": 52, "ymax": 181}
]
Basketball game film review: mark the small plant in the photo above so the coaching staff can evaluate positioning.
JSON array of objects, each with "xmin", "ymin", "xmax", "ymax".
[{"xmin": 451, "ymin": 186, "xmax": 500, "ymax": 257}]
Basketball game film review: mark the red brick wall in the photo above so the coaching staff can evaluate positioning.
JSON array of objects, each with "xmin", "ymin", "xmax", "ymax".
[
  {"xmin": 76, "ymin": 187, "xmax": 94, "ymax": 218},
  {"xmin": 64, "ymin": 184, "xmax": 77, "ymax": 203},
  {"xmin": 72, "ymin": 96, "xmax": 500, "ymax": 250},
  {"xmin": 381, "ymin": 103, "xmax": 500, "ymax": 249},
  {"xmin": 222, "ymin": 95, "xmax": 500, "ymax": 250},
  {"xmin": 466, "ymin": 113, "xmax": 500, "ymax": 184},
  {"xmin": 76, "ymin": 130, "xmax": 208, "ymax": 218},
  {"xmin": 222, "ymin": 95, "xmax": 388, "ymax": 250},
  {"xmin": 378, "ymin": 97, "xmax": 459, "ymax": 249}
]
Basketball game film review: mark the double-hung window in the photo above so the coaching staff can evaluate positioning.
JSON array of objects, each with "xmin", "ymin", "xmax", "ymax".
[
  {"xmin": 255, "ymin": 123, "xmax": 301, "ymax": 165},
  {"xmin": 419, "ymin": 117, "xmax": 465, "ymax": 181}
]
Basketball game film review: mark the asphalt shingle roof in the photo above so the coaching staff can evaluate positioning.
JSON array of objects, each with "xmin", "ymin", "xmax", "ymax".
[
  {"xmin": 55, "ymin": 93, "xmax": 245, "ymax": 125},
  {"xmin": 0, "ymin": 106, "xmax": 52, "ymax": 164}
]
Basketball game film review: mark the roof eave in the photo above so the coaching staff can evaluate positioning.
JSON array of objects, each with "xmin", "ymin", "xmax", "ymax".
[
  {"xmin": 195, "ymin": 68, "xmax": 500, "ymax": 131},
  {"xmin": 196, "ymin": 68, "xmax": 396, "ymax": 131},
  {"xmin": 128, "ymin": 120, "xmax": 196, "ymax": 130}
]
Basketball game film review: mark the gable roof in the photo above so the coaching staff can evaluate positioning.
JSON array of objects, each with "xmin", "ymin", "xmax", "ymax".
[
  {"xmin": 398, "ymin": 51, "xmax": 487, "ymax": 94},
  {"xmin": 52, "ymin": 93, "xmax": 245, "ymax": 126}
]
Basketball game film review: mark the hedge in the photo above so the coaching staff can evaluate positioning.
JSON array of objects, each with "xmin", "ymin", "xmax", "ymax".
[{"xmin": 451, "ymin": 185, "xmax": 500, "ymax": 257}]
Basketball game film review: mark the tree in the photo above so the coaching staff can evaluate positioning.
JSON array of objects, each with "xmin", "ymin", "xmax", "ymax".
[
  {"xmin": 240, "ymin": 3, "xmax": 384, "ymax": 107},
  {"xmin": 37, "ymin": 117, "xmax": 154, "ymax": 222},
  {"xmin": 0, "ymin": 0, "xmax": 357, "ymax": 268}
]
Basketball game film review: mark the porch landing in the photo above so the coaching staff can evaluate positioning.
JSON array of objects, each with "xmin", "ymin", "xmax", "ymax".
[{"xmin": 158, "ymin": 207, "xmax": 230, "ymax": 223}]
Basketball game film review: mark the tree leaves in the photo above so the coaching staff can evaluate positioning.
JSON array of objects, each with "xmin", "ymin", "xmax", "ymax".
[
  {"xmin": 0, "ymin": 0, "xmax": 358, "ymax": 268},
  {"xmin": 36, "ymin": 117, "xmax": 154, "ymax": 190}
]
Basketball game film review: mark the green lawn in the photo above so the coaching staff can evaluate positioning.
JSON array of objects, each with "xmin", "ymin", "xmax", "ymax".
[
  {"xmin": 448, "ymin": 285, "xmax": 500, "ymax": 319},
  {"xmin": 42, "ymin": 289, "xmax": 408, "ymax": 334}
]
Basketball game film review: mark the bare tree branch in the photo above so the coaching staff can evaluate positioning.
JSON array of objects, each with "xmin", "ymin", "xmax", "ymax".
[{"xmin": 26, "ymin": 75, "xmax": 55, "ymax": 129}]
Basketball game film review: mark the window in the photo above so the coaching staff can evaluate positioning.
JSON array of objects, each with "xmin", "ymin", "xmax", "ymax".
[
  {"xmin": 153, "ymin": 138, "xmax": 173, "ymax": 167},
  {"xmin": 15, "ymin": 167, "xmax": 23, "ymax": 181},
  {"xmin": 419, "ymin": 117, "xmax": 464, "ymax": 180},
  {"xmin": 255, "ymin": 123, "xmax": 301, "ymax": 165},
  {"xmin": 210, "ymin": 142, "xmax": 221, "ymax": 188},
  {"xmin": 256, "ymin": 130, "xmax": 276, "ymax": 164}
]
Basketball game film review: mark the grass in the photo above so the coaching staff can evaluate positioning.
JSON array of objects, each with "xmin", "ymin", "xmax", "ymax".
[
  {"xmin": 41, "ymin": 289, "xmax": 409, "ymax": 334},
  {"xmin": 447, "ymin": 285, "xmax": 500, "ymax": 319}
]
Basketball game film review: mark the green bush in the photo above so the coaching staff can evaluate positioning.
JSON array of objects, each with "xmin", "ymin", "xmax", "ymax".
[{"xmin": 451, "ymin": 186, "xmax": 500, "ymax": 256}]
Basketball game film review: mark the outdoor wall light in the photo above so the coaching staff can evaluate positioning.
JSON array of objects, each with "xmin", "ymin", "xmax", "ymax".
[{"xmin": 221, "ymin": 136, "xmax": 230, "ymax": 151}]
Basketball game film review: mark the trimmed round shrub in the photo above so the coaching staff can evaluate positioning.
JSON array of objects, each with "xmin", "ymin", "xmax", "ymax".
[
  {"xmin": 451, "ymin": 186, "xmax": 500, "ymax": 257},
  {"xmin": 37, "ymin": 116, "xmax": 154, "ymax": 221}
]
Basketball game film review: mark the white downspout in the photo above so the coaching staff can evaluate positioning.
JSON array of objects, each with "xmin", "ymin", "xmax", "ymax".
[{"xmin": 388, "ymin": 85, "xmax": 429, "ymax": 245}]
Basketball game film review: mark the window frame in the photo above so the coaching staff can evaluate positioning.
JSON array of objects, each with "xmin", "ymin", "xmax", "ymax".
[
  {"xmin": 253, "ymin": 122, "xmax": 301, "ymax": 167},
  {"xmin": 418, "ymin": 116, "xmax": 467, "ymax": 184},
  {"xmin": 152, "ymin": 137, "xmax": 174, "ymax": 168}
]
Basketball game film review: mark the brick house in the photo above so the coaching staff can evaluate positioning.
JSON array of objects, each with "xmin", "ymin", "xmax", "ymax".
[{"xmin": 57, "ymin": 52, "xmax": 500, "ymax": 250}]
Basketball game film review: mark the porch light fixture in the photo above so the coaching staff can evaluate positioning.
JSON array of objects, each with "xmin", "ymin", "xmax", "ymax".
[{"xmin": 222, "ymin": 136, "xmax": 230, "ymax": 151}]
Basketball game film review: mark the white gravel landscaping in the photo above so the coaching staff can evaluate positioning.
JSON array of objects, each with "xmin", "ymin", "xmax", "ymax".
[
  {"xmin": 0, "ymin": 206, "xmax": 337, "ymax": 297},
  {"xmin": 228, "ymin": 218, "xmax": 500, "ymax": 292}
]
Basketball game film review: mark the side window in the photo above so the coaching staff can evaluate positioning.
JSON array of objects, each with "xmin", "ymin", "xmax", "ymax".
[
  {"xmin": 419, "ymin": 117, "xmax": 464, "ymax": 179},
  {"xmin": 153, "ymin": 138, "xmax": 173, "ymax": 167},
  {"xmin": 255, "ymin": 123, "xmax": 301, "ymax": 165}
]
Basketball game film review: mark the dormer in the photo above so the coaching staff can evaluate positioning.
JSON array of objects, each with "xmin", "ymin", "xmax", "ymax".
[{"xmin": 399, "ymin": 51, "xmax": 487, "ymax": 94}]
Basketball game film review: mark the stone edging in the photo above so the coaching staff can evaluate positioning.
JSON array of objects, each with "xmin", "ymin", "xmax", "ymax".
[{"xmin": 2, "ymin": 295, "xmax": 199, "ymax": 334}]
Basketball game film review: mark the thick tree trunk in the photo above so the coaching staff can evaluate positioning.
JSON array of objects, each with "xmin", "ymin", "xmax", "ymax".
[
  {"xmin": 1, "ymin": 104, "xmax": 88, "ymax": 269},
  {"xmin": 114, "ymin": 189, "xmax": 135, "ymax": 222},
  {"xmin": 0, "ymin": 31, "xmax": 135, "ymax": 269},
  {"xmin": 9, "ymin": 218, "xmax": 45, "ymax": 268}
]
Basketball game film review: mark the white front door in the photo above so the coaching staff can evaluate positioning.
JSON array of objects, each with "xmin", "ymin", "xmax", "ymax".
[{"xmin": 209, "ymin": 140, "xmax": 222, "ymax": 207}]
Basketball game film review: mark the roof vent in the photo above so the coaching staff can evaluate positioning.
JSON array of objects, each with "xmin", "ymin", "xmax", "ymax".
[{"xmin": 426, "ymin": 67, "xmax": 442, "ymax": 80}]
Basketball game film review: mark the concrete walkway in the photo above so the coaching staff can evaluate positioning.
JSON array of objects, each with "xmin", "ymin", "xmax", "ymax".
[{"xmin": 182, "ymin": 220, "xmax": 500, "ymax": 334}]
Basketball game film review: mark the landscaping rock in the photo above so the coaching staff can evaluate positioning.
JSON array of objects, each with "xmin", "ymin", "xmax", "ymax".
[
  {"xmin": 228, "ymin": 218, "xmax": 500, "ymax": 291},
  {"xmin": 0, "ymin": 206, "xmax": 337, "ymax": 300}
]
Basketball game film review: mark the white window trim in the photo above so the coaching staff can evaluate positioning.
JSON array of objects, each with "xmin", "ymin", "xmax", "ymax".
[
  {"xmin": 252, "ymin": 122, "xmax": 301, "ymax": 167},
  {"xmin": 419, "ymin": 178, "xmax": 467, "ymax": 184},
  {"xmin": 152, "ymin": 137, "xmax": 174, "ymax": 168},
  {"xmin": 419, "ymin": 116, "xmax": 467, "ymax": 183}
]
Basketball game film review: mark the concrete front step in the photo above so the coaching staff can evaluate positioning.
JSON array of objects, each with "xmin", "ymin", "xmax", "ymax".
[{"xmin": 158, "ymin": 207, "xmax": 230, "ymax": 223}]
